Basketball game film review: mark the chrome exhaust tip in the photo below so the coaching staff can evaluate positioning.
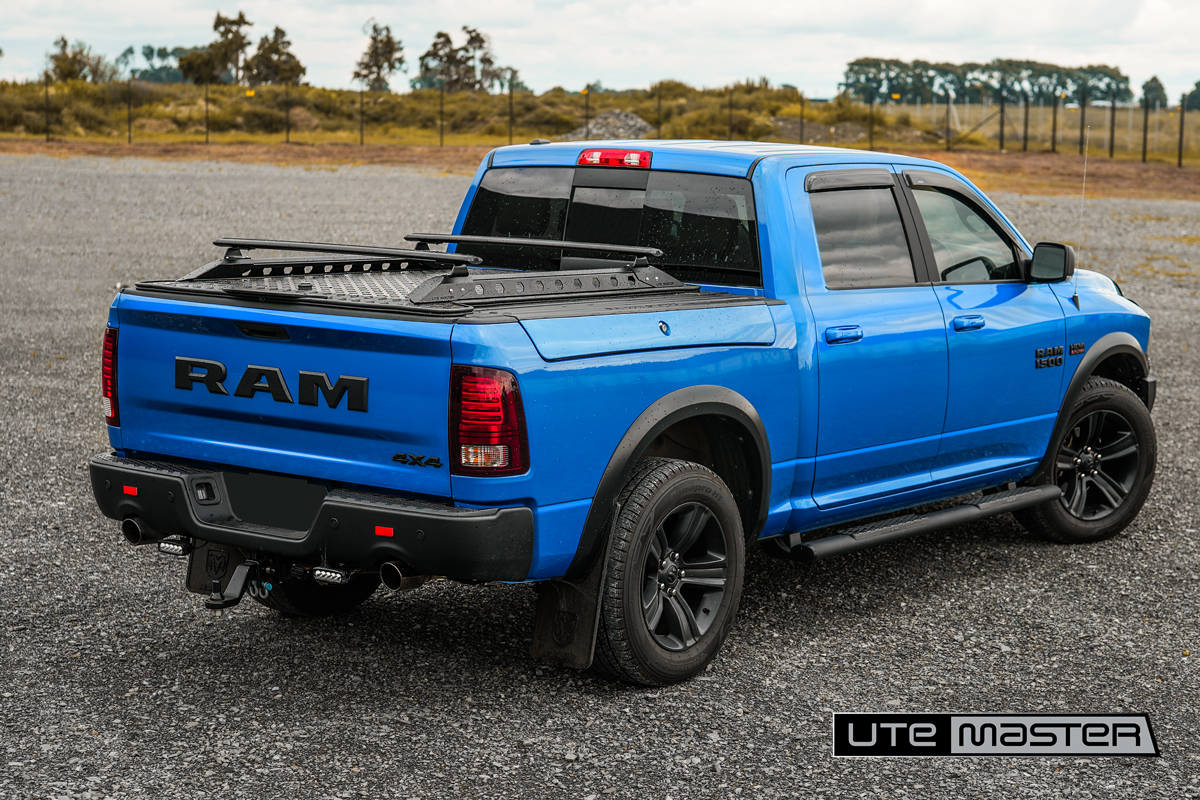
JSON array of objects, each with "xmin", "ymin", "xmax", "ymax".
[{"xmin": 380, "ymin": 561, "xmax": 429, "ymax": 592}]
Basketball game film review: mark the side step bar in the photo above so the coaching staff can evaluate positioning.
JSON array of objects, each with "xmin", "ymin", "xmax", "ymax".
[{"xmin": 775, "ymin": 485, "xmax": 1063, "ymax": 563}]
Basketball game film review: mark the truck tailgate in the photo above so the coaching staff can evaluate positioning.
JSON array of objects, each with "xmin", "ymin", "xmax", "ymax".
[{"xmin": 115, "ymin": 294, "xmax": 454, "ymax": 498}]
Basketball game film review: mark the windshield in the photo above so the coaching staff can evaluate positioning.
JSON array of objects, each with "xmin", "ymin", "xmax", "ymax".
[{"xmin": 459, "ymin": 167, "xmax": 761, "ymax": 287}]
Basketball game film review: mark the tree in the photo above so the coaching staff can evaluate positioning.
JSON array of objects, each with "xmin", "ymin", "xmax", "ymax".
[
  {"xmin": 179, "ymin": 48, "xmax": 227, "ymax": 85},
  {"xmin": 46, "ymin": 36, "xmax": 119, "ymax": 83},
  {"xmin": 243, "ymin": 26, "xmax": 306, "ymax": 86},
  {"xmin": 411, "ymin": 26, "xmax": 506, "ymax": 92},
  {"xmin": 213, "ymin": 11, "xmax": 253, "ymax": 82},
  {"xmin": 1187, "ymin": 80, "xmax": 1200, "ymax": 112},
  {"xmin": 1141, "ymin": 76, "xmax": 1167, "ymax": 109},
  {"xmin": 352, "ymin": 19, "xmax": 404, "ymax": 91}
]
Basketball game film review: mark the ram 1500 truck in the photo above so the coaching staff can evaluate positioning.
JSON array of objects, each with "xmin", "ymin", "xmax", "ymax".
[{"xmin": 90, "ymin": 141, "xmax": 1157, "ymax": 685}]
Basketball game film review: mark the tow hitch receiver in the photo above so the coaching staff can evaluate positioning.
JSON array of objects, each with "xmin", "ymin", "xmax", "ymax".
[{"xmin": 204, "ymin": 561, "xmax": 256, "ymax": 610}]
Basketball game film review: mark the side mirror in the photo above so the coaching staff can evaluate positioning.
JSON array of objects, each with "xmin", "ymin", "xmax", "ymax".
[{"xmin": 1028, "ymin": 241, "xmax": 1076, "ymax": 283}]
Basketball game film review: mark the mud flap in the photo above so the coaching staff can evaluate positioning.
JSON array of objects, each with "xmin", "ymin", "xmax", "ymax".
[{"xmin": 530, "ymin": 503, "xmax": 620, "ymax": 670}]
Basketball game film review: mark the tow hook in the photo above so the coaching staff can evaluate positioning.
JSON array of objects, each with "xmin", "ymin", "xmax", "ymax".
[{"xmin": 205, "ymin": 560, "xmax": 258, "ymax": 610}]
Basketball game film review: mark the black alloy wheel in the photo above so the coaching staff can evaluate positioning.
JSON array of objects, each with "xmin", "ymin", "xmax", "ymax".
[
  {"xmin": 641, "ymin": 501, "xmax": 730, "ymax": 651},
  {"xmin": 1056, "ymin": 409, "xmax": 1140, "ymax": 521},
  {"xmin": 593, "ymin": 458, "xmax": 745, "ymax": 685},
  {"xmin": 1017, "ymin": 377, "xmax": 1156, "ymax": 544}
]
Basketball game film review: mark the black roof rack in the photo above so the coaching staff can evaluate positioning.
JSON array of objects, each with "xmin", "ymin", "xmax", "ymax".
[
  {"xmin": 181, "ymin": 238, "xmax": 481, "ymax": 281},
  {"xmin": 404, "ymin": 233, "xmax": 664, "ymax": 259}
]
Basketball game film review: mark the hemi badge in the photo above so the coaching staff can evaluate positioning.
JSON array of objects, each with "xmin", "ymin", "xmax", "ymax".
[
  {"xmin": 123, "ymin": 486, "xmax": 138, "ymax": 495},
  {"xmin": 375, "ymin": 526, "xmax": 394, "ymax": 537}
]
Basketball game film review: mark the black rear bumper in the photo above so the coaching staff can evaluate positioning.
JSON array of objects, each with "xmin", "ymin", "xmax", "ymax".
[{"xmin": 89, "ymin": 453, "xmax": 534, "ymax": 582}]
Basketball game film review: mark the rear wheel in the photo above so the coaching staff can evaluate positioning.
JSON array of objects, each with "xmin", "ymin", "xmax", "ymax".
[
  {"xmin": 252, "ymin": 573, "xmax": 380, "ymax": 617},
  {"xmin": 593, "ymin": 458, "xmax": 744, "ymax": 685},
  {"xmin": 1017, "ymin": 378, "xmax": 1156, "ymax": 544}
]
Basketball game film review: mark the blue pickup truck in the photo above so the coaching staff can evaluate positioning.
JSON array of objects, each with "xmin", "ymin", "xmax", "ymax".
[{"xmin": 90, "ymin": 141, "xmax": 1157, "ymax": 685}]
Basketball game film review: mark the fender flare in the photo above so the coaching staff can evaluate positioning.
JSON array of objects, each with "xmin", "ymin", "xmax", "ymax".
[
  {"xmin": 1030, "ymin": 331, "xmax": 1151, "ymax": 480},
  {"xmin": 563, "ymin": 385, "xmax": 772, "ymax": 580}
]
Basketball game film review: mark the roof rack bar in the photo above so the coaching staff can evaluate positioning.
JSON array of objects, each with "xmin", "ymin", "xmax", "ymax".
[
  {"xmin": 213, "ymin": 238, "xmax": 482, "ymax": 265},
  {"xmin": 404, "ymin": 233, "xmax": 664, "ymax": 258}
]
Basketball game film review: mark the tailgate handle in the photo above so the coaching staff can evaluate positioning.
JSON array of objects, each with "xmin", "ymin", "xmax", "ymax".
[{"xmin": 236, "ymin": 322, "xmax": 290, "ymax": 341}]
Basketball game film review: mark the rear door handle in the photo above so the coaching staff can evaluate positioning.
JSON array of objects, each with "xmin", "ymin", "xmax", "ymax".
[
  {"xmin": 825, "ymin": 325, "xmax": 864, "ymax": 344},
  {"xmin": 952, "ymin": 315, "xmax": 986, "ymax": 332}
]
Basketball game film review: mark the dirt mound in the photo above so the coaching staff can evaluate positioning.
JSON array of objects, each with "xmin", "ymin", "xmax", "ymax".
[
  {"xmin": 558, "ymin": 110, "xmax": 653, "ymax": 141},
  {"xmin": 133, "ymin": 118, "xmax": 177, "ymax": 134}
]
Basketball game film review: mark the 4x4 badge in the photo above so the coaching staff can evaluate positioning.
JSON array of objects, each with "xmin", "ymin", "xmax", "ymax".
[{"xmin": 393, "ymin": 453, "xmax": 443, "ymax": 468}]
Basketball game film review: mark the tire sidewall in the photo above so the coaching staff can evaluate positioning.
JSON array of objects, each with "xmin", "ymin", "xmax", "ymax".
[{"xmin": 619, "ymin": 468, "xmax": 744, "ymax": 684}]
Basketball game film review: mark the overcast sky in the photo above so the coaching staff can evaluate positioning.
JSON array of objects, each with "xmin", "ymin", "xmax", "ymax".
[{"xmin": 2, "ymin": 0, "xmax": 1198, "ymax": 99}]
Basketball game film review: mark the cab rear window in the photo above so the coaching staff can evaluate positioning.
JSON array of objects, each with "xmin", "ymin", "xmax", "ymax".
[{"xmin": 460, "ymin": 167, "xmax": 761, "ymax": 287}]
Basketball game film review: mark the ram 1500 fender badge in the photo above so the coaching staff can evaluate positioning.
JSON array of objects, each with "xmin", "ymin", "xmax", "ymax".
[
  {"xmin": 1034, "ymin": 346, "xmax": 1064, "ymax": 370},
  {"xmin": 175, "ymin": 357, "xmax": 368, "ymax": 411},
  {"xmin": 392, "ymin": 453, "xmax": 443, "ymax": 468}
]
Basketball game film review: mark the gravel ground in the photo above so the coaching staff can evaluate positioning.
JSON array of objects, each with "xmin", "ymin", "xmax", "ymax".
[{"xmin": 1, "ymin": 154, "xmax": 1198, "ymax": 800}]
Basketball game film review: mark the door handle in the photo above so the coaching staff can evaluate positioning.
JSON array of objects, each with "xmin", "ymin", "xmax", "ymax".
[
  {"xmin": 825, "ymin": 325, "xmax": 864, "ymax": 344},
  {"xmin": 952, "ymin": 315, "xmax": 986, "ymax": 332}
]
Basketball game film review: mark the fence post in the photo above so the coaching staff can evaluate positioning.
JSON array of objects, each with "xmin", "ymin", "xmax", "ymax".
[
  {"xmin": 360, "ymin": 88, "xmax": 365, "ymax": 146},
  {"xmin": 945, "ymin": 95, "xmax": 951, "ymax": 151},
  {"xmin": 584, "ymin": 87, "xmax": 590, "ymax": 139},
  {"xmin": 1180, "ymin": 94, "xmax": 1187, "ymax": 168},
  {"xmin": 1078, "ymin": 85, "xmax": 1087, "ymax": 155},
  {"xmin": 868, "ymin": 95, "xmax": 875, "ymax": 151},
  {"xmin": 205, "ymin": 83, "xmax": 209, "ymax": 144},
  {"xmin": 1109, "ymin": 90, "xmax": 1116, "ymax": 159},
  {"xmin": 728, "ymin": 88, "xmax": 733, "ymax": 141},
  {"xmin": 800, "ymin": 95, "xmax": 806, "ymax": 143},
  {"xmin": 508, "ymin": 74, "xmax": 514, "ymax": 145},
  {"xmin": 657, "ymin": 84, "xmax": 662, "ymax": 139},
  {"xmin": 285, "ymin": 83, "xmax": 291, "ymax": 144},
  {"xmin": 999, "ymin": 94, "xmax": 1005, "ymax": 151},
  {"xmin": 44, "ymin": 76, "xmax": 50, "ymax": 142},
  {"xmin": 1142, "ymin": 102, "xmax": 1149, "ymax": 163},
  {"xmin": 438, "ymin": 82, "xmax": 444, "ymax": 146},
  {"xmin": 127, "ymin": 77, "xmax": 133, "ymax": 144},
  {"xmin": 1022, "ymin": 95, "xmax": 1029, "ymax": 151},
  {"xmin": 1051, "ymin": 94, "xmax": 1058, "ymax": 153}
]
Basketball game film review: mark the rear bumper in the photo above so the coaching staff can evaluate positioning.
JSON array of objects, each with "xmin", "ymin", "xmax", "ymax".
[{"xmin": 89, "ymin": 453, "xmax": 534, "ymax": 582}]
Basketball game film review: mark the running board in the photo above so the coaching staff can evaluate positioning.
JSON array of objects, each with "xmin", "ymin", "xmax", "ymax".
[{"xmin": 776, "ymin": 485, "xmax": 1063, "ymax": 563}]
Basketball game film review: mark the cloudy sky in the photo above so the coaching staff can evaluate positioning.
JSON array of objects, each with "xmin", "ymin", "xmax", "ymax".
[{"xmin": 2, "ymin": 0, "xmax": 1198, "ymax": 99}]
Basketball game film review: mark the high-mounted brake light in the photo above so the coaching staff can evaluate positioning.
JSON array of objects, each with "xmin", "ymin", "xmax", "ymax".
[
  {"xmin": 577, "ymin": 149, "xmax": 652, "ymax": 168},
  {"xmin": 102, "ymin": 326, "xmax": 119, "ymax": 427},
  {"xmin": 450, "ymin": 365, "xmax": 529, "ymax": 477}
]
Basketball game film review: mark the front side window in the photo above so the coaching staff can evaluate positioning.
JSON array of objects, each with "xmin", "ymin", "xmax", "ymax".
[
  {"xmin": 459, "ymin": 168, "xmax": 761, "ymax": 286},
  {"xmin": 809, "ymin": 188, "xmax": 916, "ymax": 289},
  {"xmin": 910, "ymin": 188, "xmax": 1019, "ymax": 282}
]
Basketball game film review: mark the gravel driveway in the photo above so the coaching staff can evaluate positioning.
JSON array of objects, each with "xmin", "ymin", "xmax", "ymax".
[{"xmin": 1, "ymin": 154, "xmax": 1198, "ymax": 800}]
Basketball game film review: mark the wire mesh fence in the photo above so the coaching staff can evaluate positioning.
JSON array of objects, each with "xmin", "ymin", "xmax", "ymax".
[{"xmin": 1, "ymin": 78, "xmax": 1196, "ymax": 165}]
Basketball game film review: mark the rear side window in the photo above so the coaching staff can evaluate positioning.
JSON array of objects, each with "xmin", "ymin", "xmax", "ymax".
[
  {"xmin": 460, "ymin": 168, "xmax": 761, "ymax": 287},
  {"xmin": 809, "ymin": 188, "xmax": 916, "ymax": 289}
]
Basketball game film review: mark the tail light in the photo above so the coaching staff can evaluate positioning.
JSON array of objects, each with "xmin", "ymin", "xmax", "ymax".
[
  {"xmin": 450, "ymin": 366, "xmax": 528, "ymax": 476},
  {"xmin": 102, "ymin": 326, "xmax": 119, "ymax": 427},
  {"xmin": 577, "ymin": 149, "xmax": 652, "ymax": 168}
]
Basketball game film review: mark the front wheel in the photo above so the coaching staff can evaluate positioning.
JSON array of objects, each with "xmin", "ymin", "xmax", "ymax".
[
  {"xmin": 593, "ymin": 458, "xmax": 745, "ymax": 685},
  {"xmin": 1017, "ymin": 378, "xmax": 1156, "ymax": 544}
]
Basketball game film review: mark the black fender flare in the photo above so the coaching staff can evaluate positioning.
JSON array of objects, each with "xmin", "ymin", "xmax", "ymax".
[
  {"xmin": 1030, "ymin": 331, "xmax": 1152, "ymax": 480},
  {"xmin": 563, "ymin": 384, "xmax": 772, "ymax": 580}
]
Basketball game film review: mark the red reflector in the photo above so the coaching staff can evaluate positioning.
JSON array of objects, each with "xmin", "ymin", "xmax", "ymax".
[
  {"xmin": 102, "ymin": 326, "xmax": 119, "ymax": 427},
  {"xmin": 450, "ymin": 365, "xmax": 528, "ymax": 477},
  {"xmin": 577, "ymin": 149, "xmax": 652, "ymax": 168},
  {"xmin": 123, "ymin": 486, "xmax": 137, "ymax": 495},
  {"xmin": 375, "ymin": 526, "xmax": 394, "ymax": 537}
]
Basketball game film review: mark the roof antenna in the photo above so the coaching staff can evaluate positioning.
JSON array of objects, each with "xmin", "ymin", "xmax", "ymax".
[{"xmin": 1072, "ymin": 125, "xmax": 1091, "ymax": 310}]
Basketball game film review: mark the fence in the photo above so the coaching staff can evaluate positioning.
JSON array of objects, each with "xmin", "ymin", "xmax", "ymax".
[{"xmin": 1, "ymin": 78, "xmax": 1197, "ymax": 166}]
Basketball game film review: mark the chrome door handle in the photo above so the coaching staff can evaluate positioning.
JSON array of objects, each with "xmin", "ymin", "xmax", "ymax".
[
  {"xmin": 825, "ymin": 325, "xmax": 864, "ymax": 344},
  {"xmin": 952, "ymin": 315, "xmax": 986, "ymax": 332}
]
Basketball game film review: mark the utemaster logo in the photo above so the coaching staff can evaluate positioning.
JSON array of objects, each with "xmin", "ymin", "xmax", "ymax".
[{"xmin": 832, "ymin": 713, "xmax": 1160, "ymax": 757}]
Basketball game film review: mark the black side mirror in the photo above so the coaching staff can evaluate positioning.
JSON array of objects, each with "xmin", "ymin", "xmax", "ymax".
[{"xmin": 1028, "ymin": 241, "xmax": 1076, "ymax": 282}]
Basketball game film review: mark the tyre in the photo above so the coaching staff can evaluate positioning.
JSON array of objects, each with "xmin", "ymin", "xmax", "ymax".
[
  {"xmin": 252, "ymin": 572, "xmax": 380, "ymax": 617},
  {"xmin": 593, "ymin": 458, "xmax": 745, "ymax": 685},
  {"xmin": 1016, "ymin": 378, "xmax": 1156, "ymax": 544}
]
